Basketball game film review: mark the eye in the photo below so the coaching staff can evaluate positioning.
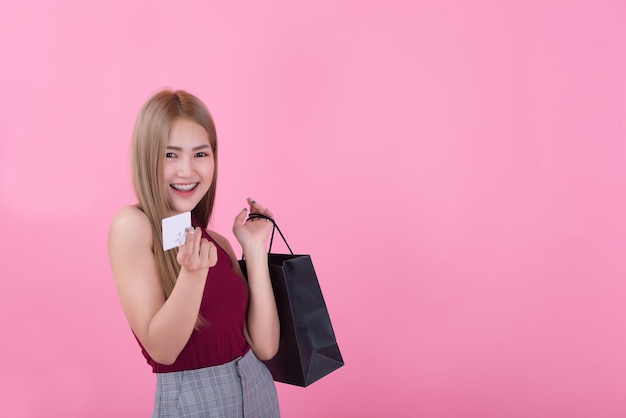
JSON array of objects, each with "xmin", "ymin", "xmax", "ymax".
[
  {"xmin": 165, "ymin": 152, "xmax": 176, "ymax": 158},
  {"xmin": 195, "ymin": 152, "xmax": 210, "ymax": 158}
]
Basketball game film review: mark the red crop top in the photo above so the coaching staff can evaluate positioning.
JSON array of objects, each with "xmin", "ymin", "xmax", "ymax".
[{"xmin": 136, "ymin": 227, "xmax": 250, "ymax": 373}]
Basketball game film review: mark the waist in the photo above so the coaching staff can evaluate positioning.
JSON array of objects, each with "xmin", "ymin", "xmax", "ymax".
[
  {"xmin": 155, "ymin": 347, "xmax": 253, "ymax": 379},
  {"xmin": 140, "ymin": 328, "xmax": 250, "ymax": 373}
]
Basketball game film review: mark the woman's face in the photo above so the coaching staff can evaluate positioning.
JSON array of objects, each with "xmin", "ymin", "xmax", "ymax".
[{"xmin": 162, "ymin": 118, "xmax": 215, "ymax": 216}]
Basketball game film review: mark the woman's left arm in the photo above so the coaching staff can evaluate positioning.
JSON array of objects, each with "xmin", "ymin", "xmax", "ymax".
[{"xmin": 219, "ymin": 198, "xmax": 280, "ymax": 360}]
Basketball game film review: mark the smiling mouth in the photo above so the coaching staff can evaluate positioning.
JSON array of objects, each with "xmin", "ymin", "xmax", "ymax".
[{"xmin": 170, "ymin": 183, "xmax": 198, "ymax": 192}]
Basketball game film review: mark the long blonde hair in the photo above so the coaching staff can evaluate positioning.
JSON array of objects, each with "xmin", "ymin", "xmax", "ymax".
[{"xmin": 131, "ymin": 89, "xmax": 218, "ymax": 304}]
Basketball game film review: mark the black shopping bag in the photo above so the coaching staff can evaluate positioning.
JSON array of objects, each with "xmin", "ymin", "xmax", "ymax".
[{"xmin": 239, "ymin": 214, "xmax": 344, "ymax": 387}]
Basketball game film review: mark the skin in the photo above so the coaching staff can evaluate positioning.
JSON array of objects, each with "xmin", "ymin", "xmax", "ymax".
[{"xmin": 108, "ymin": 118, "xmax": 279, "ymax": 365}]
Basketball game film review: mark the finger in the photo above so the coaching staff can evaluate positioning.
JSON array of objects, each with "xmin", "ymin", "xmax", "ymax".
[
  {"xmin": 183, "ymin": 228, "xmax": 196, "ymax": 251},
  {"xmin": 186, "ymin": 227, "xmax": 200, "ymax": 256},
  {"xmin": 199, "ymin": 237, "xmax": 210, "ymax": 263},
  {"xmin": 233, "ymin": 208, "xmax": 248, "ymax": 228},
  {"xmin": 247, "ymin": 197, "xmax": 264, "ymax": 213},
  {"xmin": 193, "ymin": 227, "xmax": 203, "ymax": 252},
  {"xmin": 252, "ymin": 203, "xmax": 273, "ymax": 219},
  {"xmin": 177, "ymin": 228, "xmax": 195, "ymax": 263},
  {"xmin": 207, "ymin": 241, "xmax": 218, "ymax": 267}
]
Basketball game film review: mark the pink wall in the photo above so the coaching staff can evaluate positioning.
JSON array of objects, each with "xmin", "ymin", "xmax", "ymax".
[{"xmin": 2, "ymin": 1, "xmax": 626, "ymax": 417}]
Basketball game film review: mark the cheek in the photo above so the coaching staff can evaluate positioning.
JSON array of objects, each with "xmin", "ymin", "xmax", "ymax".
[
  {"xmin": 162, "ymin": 164, "xmax": 175, "ymax": 185},
  {"xmin": 203, "ymin": 161, "xmax": 215, "ymax": 179}
]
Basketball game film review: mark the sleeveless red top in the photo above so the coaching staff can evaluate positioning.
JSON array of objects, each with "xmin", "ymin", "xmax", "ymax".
[{"xmin": 136, "ymin": 227, "xmax": 250, "ymax": 373}]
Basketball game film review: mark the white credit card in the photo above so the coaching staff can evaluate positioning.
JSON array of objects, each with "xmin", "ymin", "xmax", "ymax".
[{"xmin": 162, "ymin": 211, "xmax": 192, "ymax": 251}]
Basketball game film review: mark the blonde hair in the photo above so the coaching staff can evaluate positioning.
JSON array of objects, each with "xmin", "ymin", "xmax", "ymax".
[{"xmin": 131, "ymin": 89, "xmax": 218, "ymax": 308}]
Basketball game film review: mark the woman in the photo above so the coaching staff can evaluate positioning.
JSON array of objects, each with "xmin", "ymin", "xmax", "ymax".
[{"xmin": 108, "ymin": 89, "xmax": 280, "ymax": 417}]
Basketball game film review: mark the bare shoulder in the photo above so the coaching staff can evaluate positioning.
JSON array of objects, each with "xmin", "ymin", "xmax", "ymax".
[
  {"xmin": 109, "ymin": 205, "xmax": 152, "ymax": 246},
  {"xmin": 108, "ymin": 206, "xmax": 155, "ymax": 270}
]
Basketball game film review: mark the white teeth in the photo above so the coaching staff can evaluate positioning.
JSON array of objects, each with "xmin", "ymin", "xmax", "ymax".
[{"xmin": 171, "ymin": 183, "xmax": 197, "ymax": 191}]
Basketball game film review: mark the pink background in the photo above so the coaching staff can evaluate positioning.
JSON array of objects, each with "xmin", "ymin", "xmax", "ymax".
[{"xmin": 2, "ymin": 1, "xmax": 626, "ymax": 417}]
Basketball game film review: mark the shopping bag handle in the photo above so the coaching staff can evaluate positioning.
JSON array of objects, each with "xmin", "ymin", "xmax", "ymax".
[{"xmin": 246, "ymin": 213, "xmax": 294, "ymax": 255}]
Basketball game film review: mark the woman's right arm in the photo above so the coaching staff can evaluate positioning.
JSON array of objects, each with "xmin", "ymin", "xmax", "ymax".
[{"xmin": 107, "ymin": 206, "xmax": 216, "ymax": 365}]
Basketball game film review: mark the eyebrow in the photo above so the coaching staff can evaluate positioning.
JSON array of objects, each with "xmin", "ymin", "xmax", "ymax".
[{"xmin": 166, "ymin": 144, "xmax": 211, "ymax": 151}]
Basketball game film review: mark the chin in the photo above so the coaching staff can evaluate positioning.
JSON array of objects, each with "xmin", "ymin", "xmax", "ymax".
[
  {"xmin": 168, "ymin": 200, "xmax": 198, "ymax": 215},
  {"xmin": 166, "ymin": 189, "xmax": 208, "ymax": 215}
]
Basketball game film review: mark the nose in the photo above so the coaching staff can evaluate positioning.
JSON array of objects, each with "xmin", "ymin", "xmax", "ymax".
[{"xmin": 176, "ymin": 156, "xmax": 193, "ymax": 177}]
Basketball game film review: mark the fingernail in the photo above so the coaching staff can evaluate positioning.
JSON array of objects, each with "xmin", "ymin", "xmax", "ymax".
[{"xmin": 243, "ymin": 208, "xmax": 248, "ymax": 211}]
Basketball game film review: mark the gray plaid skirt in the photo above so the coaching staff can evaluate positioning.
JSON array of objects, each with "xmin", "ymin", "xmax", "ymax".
[{"xmin": 152, "ymin": 349, "xmax": 280, "ymax": 417}]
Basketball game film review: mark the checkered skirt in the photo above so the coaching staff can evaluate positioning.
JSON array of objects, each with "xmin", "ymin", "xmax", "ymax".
[{"xmin": 152, "ymin": 349, "xmax": 280, "ymax": 417}]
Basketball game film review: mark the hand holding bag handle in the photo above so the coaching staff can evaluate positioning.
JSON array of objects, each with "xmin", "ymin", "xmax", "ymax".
[
  {"xmin": 240, "ymin": 212, "xmax": 345, "ymax": 386},
  {"xmin": 245, "ymin": 213, "xmax": 293, "ymax": 255}
]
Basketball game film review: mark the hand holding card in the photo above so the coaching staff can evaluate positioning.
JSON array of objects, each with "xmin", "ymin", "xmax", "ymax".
[{"xmin": 162, "ymin": 211, "xmax": 192, "ymax": 251}]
